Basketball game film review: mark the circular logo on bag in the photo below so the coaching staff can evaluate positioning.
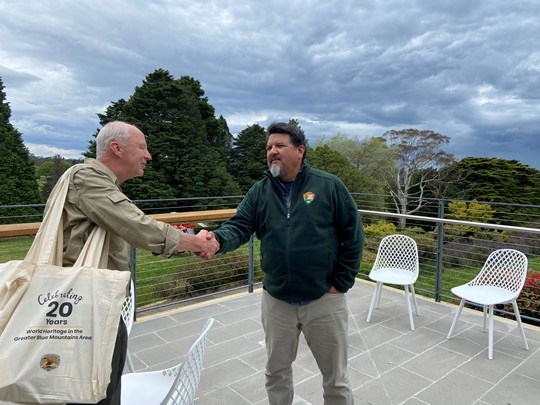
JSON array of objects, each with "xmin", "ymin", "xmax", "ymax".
[{"xmin": 40, "ymin": 354, "xmax": 61, "ymax": 371}]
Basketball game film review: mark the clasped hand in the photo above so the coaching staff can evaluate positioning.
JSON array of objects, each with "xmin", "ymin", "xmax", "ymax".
[{"xmin": 194, "ymin": 230, "xmax": 219, "ymax": 261}]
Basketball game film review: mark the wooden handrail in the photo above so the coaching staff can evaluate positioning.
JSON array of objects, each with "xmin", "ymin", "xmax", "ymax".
[
  {"xmin": 0, "ymin": 208, "xmax": 237, "ymax": 239},
  {"xmin": 0, "ymin": 222, "xmax": 42, "ymax": 238}
]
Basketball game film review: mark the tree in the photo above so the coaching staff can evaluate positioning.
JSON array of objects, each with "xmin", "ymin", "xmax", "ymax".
[
  {"xmin": 86, "ymin": 69, "xmax": 241, "ymax": 201},
  {"xmin": 0, "ymin": 77, "xmax": 41, "ymax": 223},
  {"xmin": 445, "ymin": 157, "xmax": 540, "ymax": 225},
  {"xmin": 228, "ymin": 124, "xmax": 268, "ymax": 192},
  {"xmin": 322, "ymin": 133, "xmax": 377, "ymax": 169},
  {"xmin": 37, "ymin": 154, "xmax": 70, "ymax": 201},
  {"xmin": 318, "ymin": 134, "xmax": 395, "ymax": 196},
  {"xmin": 127, "ymin": 70, "xmax": 213, "ymax": 198},
  {"xmin": 382, "ymin": 128, "xmax": 455, "ymax": 228},
  {"xmin": 178, "ymin": 77, "xmax": 233, "ymax": 155},
  {"xmin": 288, "ymin": 118, "xmax": 302, "ymax": 130},
  {"xmin": 446, "ymin": 200, "xmax": 495, "ymax": 238},
  {"xmin": 307, "ymin": 144, "xmax": 366, "ymax": 193},
  {"xmin": 315, "ymin": 133, "xmax": 397, "ymax": 213}
]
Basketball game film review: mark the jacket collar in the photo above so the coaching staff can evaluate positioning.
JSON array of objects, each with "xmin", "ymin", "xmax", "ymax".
[{"xmin": 84, "ymin": 158, "xmax": 121, "ymax": 187}]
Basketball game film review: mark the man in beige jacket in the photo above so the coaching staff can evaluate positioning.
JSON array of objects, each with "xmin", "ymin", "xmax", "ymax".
[{"xmin": 54, "ymin": 121, "xmax": 218, "ymax": 405}]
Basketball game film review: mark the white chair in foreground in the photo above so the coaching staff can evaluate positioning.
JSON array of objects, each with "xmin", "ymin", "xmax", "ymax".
[
  {"xmin": 121, "ymin": 318, "xmax": 214, "ymax": 405},
  {"xmin": 366, "ymin": 234, "xmax": 419, "ymax": 330},
  {"xmin": 447, "ymin": 249, "xmax": 529, "ymax": 359},
  {"xmin": 121, "ymin": 279, "xmax": 136, "ymax": 373}
]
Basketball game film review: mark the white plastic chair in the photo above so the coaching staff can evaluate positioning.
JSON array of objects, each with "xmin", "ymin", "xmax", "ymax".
[
  {"xmin": 447, "ymin": 249, "xmax": 529, "ymax": 359},
  {"xmin": 366, "ymin": 234, "xmax": 419, "ymax": 330},
  {"xmin": 121, "ymin": 318, "xmax": 214, "ymax": 405},
  {"xmin": 121, "ymin": 279, "xmax": 135, "ymax": 373}
]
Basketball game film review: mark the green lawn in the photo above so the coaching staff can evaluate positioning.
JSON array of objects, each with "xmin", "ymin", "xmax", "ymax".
[{"xmin": 2, "ymin": 236, "xmax": 538, "ymax": 318}]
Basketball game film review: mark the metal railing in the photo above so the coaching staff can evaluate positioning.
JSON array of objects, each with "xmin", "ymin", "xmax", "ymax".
[{"xmin": 1, "ymin": 195, "xmax": 539, "ymax": 324}]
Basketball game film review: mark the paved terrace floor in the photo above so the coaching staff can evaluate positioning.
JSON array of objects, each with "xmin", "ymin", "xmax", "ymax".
[{"xmin": 127, "ymin": 280, "xmax": 540, "ymax": 405}]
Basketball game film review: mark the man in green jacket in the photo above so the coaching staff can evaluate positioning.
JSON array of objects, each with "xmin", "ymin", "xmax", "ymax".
[{"xmin": 211, "ymin": 121, "xmax": 364, "ymax": 404}]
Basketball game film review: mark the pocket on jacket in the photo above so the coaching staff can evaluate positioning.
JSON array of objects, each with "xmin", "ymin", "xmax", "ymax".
[{"xmin": 107, "ymin": 192, "xmax": 140, "ymax": 219}]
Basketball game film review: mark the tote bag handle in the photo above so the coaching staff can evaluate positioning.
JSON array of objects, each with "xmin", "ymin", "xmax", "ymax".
[
  {"xmin": 74, "ymin": 226, "xmax": 110, "ymax": 268},
  {"xmin": 26, "ymin": 166, "xmax": 109, "ymax": 267}
]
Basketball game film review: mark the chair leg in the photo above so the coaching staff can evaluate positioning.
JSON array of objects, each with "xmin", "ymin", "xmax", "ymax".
[
  {"xmin": 375, "ymin": 282, "xmax": 383, "ymax": 308},
  {"xmin": 483, "ymin": 305, "xmax": 487, "ymax": 333},
  {"xmin": 126, "ymin": 349, "xmax": 135, "ymax": 373},
  {"xmin": 404, "ymin": 285, "xmax": 415, "ymax": 330},
  {"xmin": 447, "ymin": 298, "xmax": 466, "ymax": 339},
  {"xmin": 366, "ymin": 282, "xmax": 381, "ymax": 323},
  {"xmin": 488, "ymin": 304, "xmax": 494, "ymax": 359},
  {"xmin": 410, "ymin": 284, "xmax": 419, "ymax": 316},
  {"xmin": 511, "ymin": 299, "xmax": 529, "ymax": 350}
]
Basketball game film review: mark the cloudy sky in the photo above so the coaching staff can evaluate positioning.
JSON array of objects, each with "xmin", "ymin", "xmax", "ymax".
[{"xmin": 1, "ymin": 0, "xmax": 539, "ymax": 168}]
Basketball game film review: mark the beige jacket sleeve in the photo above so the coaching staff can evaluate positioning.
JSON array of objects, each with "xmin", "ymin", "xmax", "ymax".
[{"xmin": 65, "ymin": 163, "xmax": 182, "ymax": 258}]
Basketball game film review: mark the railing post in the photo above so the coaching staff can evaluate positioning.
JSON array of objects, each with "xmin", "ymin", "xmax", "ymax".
[
  {"xmin": 129, "ymin": 246, "xmax": 137, "ymax": 320},
  {"xmin": 435, "ymin": 200, "xmax": 445, "ymax": 302},
  {"xmin": 248, "ymin": 234, "xmax": 255, "ymax": 293}
]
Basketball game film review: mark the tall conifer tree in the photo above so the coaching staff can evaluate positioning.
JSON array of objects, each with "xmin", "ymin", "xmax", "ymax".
[
  {"xmin": 0, "ymin": 77, "xmax": 41, "ymax": 223},
  {"xmin": 86, "ymin": 69, "xmax": 240, "ymax": 201},
  {"xmin": 228, "ymin": 124, "xmax": 268, "ymax": 192}
]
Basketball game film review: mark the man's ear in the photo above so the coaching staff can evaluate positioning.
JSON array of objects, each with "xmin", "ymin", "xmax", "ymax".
[
  {"xmin": 297, "ymin": 145, "xmax": 305, "ymax": 159},
  {"xmin": 110, "ymin": 141, "xmax": 122, "ymax": 157}
]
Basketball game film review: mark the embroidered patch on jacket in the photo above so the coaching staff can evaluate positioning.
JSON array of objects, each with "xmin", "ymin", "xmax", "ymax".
[
  {"xmin": 303, "ymin": 192, "xmax": 315, "ymax": 205},
  {"xmin": 40, "ymin": 354, "xmax": 60, "ymax": 371}
]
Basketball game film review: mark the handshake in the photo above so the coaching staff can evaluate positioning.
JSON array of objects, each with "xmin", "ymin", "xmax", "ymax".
[{"xmin": 193, "ymin": 230, "xmax": 219, "ymax": 261}]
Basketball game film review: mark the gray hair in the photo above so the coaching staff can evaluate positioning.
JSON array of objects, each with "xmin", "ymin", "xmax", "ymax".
[{"xmin": 95, "ymin": 121, "xmax": 134, "ymax": 158}]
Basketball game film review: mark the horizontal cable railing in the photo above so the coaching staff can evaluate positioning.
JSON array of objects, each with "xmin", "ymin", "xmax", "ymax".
[{"xmin": 1, "ymin": 195, "xmax": 539, "ymax": 325}]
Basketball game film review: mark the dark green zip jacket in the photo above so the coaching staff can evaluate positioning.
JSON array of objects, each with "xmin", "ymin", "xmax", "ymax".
[{"xmin": 213, "ymin": 162, "xmax": 364, "ymax": 302}]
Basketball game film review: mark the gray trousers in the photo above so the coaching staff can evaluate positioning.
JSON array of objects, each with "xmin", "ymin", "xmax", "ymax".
[{"xmin": 261, "ymin": 289, "xmax": 353, "ymax": 405}]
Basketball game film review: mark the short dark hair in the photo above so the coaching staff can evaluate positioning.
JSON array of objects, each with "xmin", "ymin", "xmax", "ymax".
[{"xmin": 267, "ymin": 121, "xmax": 307, "ymax": 160}]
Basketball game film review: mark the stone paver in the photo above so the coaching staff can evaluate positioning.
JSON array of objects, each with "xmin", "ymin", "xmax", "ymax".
[{"xmin": 126, "ymin": 280, "xmax": 540, "ymax": 404}]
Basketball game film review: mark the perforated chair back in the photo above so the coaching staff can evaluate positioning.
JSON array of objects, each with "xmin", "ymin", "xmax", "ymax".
[
  {"xmin": 121, "ymin": 279, "xmax": 135, "ymax": 372},
  {"xmin": 164, "ymin": 318, "xmax": 214, "ymax": 405},
  {"xmin": 446, "ymin": 249, "xmax": 529, "ymax": 359},
  {"xmin": 121, "ymin": 279, "xmax": 135, "ymax": 334},
  {"xmin": 371, "ymin": 234, "xmax": 419, "ymax": 279},
  {"xmin": 367, "ymin": 234, "xmax": 420, "ymax": 330},
  {"xmin": 121, "ymin": 318, "xmax": 214, "ymax": 404},
  {"xmin": 467, "ymin": 249, "xmax": 528, "ymax": 297}
]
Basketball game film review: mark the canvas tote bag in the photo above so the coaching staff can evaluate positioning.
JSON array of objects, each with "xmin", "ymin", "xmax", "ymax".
[{"xmin": 0, "ymin": 167, "xmax": 131, "ymax": 404}]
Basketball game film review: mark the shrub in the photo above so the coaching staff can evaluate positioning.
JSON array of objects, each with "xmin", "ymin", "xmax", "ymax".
[
  {"xmin": 516, "ymin": 271, "xmax": 540, "ymax": 325},
  {"xmin": 153, "ymin": 250, "xmax": 261, "ymax": 302},
  {"xmin": 498, "ymin": 271, "xmax": 540, "ymax": 326},
  {"xmin": 364, "ymin": 221, "xmax": 397, "ymax": 256}
]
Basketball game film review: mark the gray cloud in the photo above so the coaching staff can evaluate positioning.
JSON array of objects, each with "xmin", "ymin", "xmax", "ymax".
[{"xmin": 0, "ymin": 0, "xmax": 538, "ymax": 167}]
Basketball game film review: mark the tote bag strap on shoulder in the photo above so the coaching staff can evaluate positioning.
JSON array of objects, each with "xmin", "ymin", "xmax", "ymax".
[{"xmin": 26, "ymin": 165, "xmax": 109, "ymax": 267}]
